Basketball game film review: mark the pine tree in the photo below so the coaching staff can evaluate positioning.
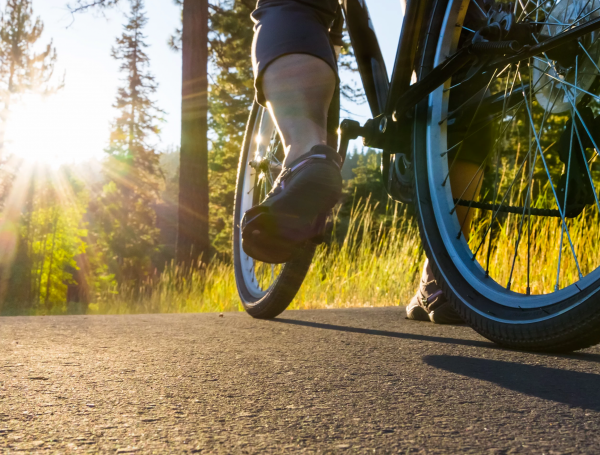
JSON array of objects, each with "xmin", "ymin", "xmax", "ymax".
[
  {"xmin": 0, "ymin": 0, "xmax": 57, "ymax": 154},
  {"xmin": 71, "ymin": 0, "xmax": 211, "ymax": 268},
  {"xmin": 97, "ymin": 0, "xmax": 163, "ymax": 286}
]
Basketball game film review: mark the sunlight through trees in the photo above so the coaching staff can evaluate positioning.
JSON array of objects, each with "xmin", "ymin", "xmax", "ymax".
[
  {"xmin": 0, "ymin": 0, "xmax": 383, "ymax": 315},
  {"xmin": 96, "ymin": 0, "xmax": 163, "ymax": 287}
]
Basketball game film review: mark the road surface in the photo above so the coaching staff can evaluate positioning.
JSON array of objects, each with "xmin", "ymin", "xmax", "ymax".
[{"xmin": 2, "ymin": 307, "xmax": 600, "ymax": 453}]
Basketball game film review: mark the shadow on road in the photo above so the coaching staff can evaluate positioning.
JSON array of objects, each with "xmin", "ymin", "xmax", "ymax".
[
  {"xmin": 275, "ymin": 318, "xmax": 600, "ymax": 363},
  {"xmin": 424, "ymin": 355, "xmax": 600, "ymax": 411},
  {"xmin": 274, "ymin": 318, "xmax": 494, "ymax": 349}
]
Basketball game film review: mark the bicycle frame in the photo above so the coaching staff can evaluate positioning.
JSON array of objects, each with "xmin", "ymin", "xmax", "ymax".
[
  {"xmin": 339, "ymin": 0, "xmax": 434, "ymax": 201},
  {"xmin": 340, "ymin": 0, "xmax": 423, "ymax": 118}
]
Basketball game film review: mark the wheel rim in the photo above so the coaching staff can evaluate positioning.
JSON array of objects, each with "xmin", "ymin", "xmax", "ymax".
[
  {"xmin": 238, "ymin": 106, "xmax": 285, "ymax": 299},
  {"xmin": 426, "ymin": 0, "xmax": 600, "ymax": 316}
]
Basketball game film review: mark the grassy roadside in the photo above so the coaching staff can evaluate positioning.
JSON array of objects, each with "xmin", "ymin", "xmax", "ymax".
[
  {"xmin": 10, "ymin": 192, "xmax": 594, "ymax": 317},
  {"xmin": 90, "ymin": 199, "xmax": 424, "ymax": 315}
]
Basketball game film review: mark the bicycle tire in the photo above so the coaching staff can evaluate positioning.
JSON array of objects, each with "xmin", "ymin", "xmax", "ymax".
[
  {"xmin": 233, "ymin": 102, "xmax": 315, "ymax": 319},
  {"xmin": 412, "ymin": 0, "xmax": 600, "ymax": 352}
]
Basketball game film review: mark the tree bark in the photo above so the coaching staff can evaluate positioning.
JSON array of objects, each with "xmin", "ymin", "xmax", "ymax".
[{"xmin": 177, "ymin": 0, "xmax": 210, "ymax": 266}]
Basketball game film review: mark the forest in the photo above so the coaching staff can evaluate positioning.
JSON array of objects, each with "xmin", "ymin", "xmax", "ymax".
[
  {"xmin": 3, "ymin": 0, "xmax": 590, "ymax": 316},
  {"xmin": 0, "ymin": 0, "xmax": 410, "ymax": 315}
]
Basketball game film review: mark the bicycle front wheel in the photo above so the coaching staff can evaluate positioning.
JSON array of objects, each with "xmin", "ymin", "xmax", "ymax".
[
  {"xmin": 413, "ymin": 0, "xmax": 600, "ymax": 351},
  {"xmin": 233, "ymin": 102, "xmax": 315, "ymax": 319}
]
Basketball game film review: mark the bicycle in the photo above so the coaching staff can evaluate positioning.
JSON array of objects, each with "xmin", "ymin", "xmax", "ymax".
[{"xmin": 233, "ymin": 0, "xmax": 600, "ymax": 352}]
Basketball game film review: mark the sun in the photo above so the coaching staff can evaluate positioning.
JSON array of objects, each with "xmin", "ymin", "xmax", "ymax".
[{"xmin": 5, "ymin": 92, "xmax": 109, "ymax": 167}]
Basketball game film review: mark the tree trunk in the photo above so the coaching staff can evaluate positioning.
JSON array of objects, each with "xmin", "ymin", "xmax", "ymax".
[{"xmin": 176, "ymin": 0, "xmax": 209, "ymax": 267}]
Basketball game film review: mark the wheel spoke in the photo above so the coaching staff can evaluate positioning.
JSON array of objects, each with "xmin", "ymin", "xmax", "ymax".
[
  {"xmin": 472, "ymin": 74, "xmax": 560, "ymax": 262},
  {"xmin": 439, "ymin": 66, "xmax": 508, "ymax": 124},
  {"xmin": 472, "ymin": 0, "xmax": 487, "ymax": 18},
  {"xmin": 451, "ymin": 59, "xmax": 555, "ymax": 260},
  {"xmin": 520, "ymin": 2, "xmax": 551, "ymax": 22},
  {"xmin": 519, "ymin": 72, "xmax": 584, "ymax": 279},
  {"xmin": 555, "ymin": 56, "xmax": 580, "ymax": 290},
  {"xmin": 443, "ymin": 68, "xmax": 500, "ymax": 186},
  {"xmin": 449, "ymin": 62, "xmax": 553, "ymax": 214},
  {"xmin": 578, "ymin": 41, "xmax": 600, "ymax": 73},
  {"xmin": 529, "ymin": 21, "xmax": 575, "ymax": 26},
  {"xmin": 450, "ymin": 100, "xmax": 525, "ymax": 213},
  {"xmin": 556, "ymin": 120, "xmax": 576, "ymax": 290},
  {"xmin": 456, "ymin": 167, "xmax": 485, "ymax": 239},
  {"xmin": 535, "ymin": 51, "xmax": 600, "ymax": 215},
  {"xmin": 472, "ymin": 147, "xmax": 532, "ymax": 259},
  {"xmin": 506, "ymin": 187, "xmax": 531, "ymax": 290},
  {"xmin": 531, "ymin": 64, "xmax": 600, "ymax": 102},
  {"xmin": 506, "ymin": 67, "xmax": 561, "ymax": 289},
  {"xmin": 443, "ymin": 75, "xmax": 555, "ymax": 158},
  {"xmin": 560, "ymin": 3, "xmax": 600, "ymax": 34},
  {"xmin": 485, "ymin": 67, "xmax": 515, "ymax": 275}
]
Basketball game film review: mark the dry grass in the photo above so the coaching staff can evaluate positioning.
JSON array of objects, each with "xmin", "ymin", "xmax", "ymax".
[
  {"xmin": 90, "ymin": 199, "xmax": 424, "ymax": 315},
  {"xmin": 91, "ymin": 195, "xmax": 600, "ymax": 315},
  {"xmin": 469, "ymin": 207, "xmax": 600, "ymax": 295}
]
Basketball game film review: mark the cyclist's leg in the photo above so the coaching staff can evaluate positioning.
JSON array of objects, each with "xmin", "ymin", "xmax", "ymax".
[
  {"xmin": 251, "ymin": 0, "xmax": 340, "ymax": 165},
  {"xmin": 242, "ymin": 0, "xmax": 343, "ymax": 263},
  {"xmin": 407, "ymin": 163, "xmax": 483, "ymax": 324},
  {"xmin": 450, "ymin": 161, "xmax": 484, "ymax": 241},
  {"xmin": 263, "ymin": 54, "xmax": 336, "ymax": 166}
]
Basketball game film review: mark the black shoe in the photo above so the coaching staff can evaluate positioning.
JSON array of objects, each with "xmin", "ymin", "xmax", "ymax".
[{"xmin": 241, "ymin": 145, "xmax": 343, "ymax": 264}]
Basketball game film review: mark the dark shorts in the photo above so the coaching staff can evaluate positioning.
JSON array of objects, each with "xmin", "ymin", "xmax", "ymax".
[{"xmin": 251, "ymin": 0, "xmax": 340, "ymax": 106}]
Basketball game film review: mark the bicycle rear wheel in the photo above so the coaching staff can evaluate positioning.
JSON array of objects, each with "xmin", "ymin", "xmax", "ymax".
[
  {"xmin": 233, "ymin": 102, "xmax": 315, "ymax": 319},
  {"xmin": 413, "ymin": 0, "xmax": 600, "ymax": 351}
]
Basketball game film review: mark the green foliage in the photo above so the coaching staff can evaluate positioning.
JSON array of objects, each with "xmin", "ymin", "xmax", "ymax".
[
  {"xmin": 3, "ymin": 170, "xmax": 89, "ymax": 314},
  {"xmin": 27, "ymin": 181, "xmax": 87, "ymax": 310},
  {"xmin": 343, "ymin": 148, "xmax": 386, "ymax": 207},
  {"xmin": 95, "ymin": 0, "xmax": 163, "ymax": 286}
]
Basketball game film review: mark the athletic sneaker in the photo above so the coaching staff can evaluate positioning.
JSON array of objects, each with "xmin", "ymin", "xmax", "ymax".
[
  {"xmin": 241, "ymin": 144, "xmax": 343, "ymax": 264},
  {"xmin": 406, "ymin": 259, "xmax": 464, "ymax": 324}
]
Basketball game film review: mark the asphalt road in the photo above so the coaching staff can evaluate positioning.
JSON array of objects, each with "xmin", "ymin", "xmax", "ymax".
[{"xmin": 2, "ymin": 307, "xmax": 600, "ymax": 454}]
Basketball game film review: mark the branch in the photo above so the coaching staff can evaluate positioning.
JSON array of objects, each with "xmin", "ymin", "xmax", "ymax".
[{"xmin": 67, "ymin": 0, "xmax": 120, "ymax": 14}]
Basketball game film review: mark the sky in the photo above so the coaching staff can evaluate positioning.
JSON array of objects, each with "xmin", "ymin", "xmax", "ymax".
[{"xmin": 4, "ymin": 0, "xmax": 404, "ymax": 165}]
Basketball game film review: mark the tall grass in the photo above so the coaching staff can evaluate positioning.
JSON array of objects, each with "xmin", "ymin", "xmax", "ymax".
[
  {"xmin": 469, "ymin": 207, "xmax": 600, "ymax": 295},
  {"xmin": 91, "ymin": 195, "xmax": 600, "ymax": 315},
  {"xmin": 291, "ymin": 200, "xmax": 424, "ymax": 310},
  {"xmin": 91, "ymin": 198, "xmax": 424, "ymax": 314}
]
